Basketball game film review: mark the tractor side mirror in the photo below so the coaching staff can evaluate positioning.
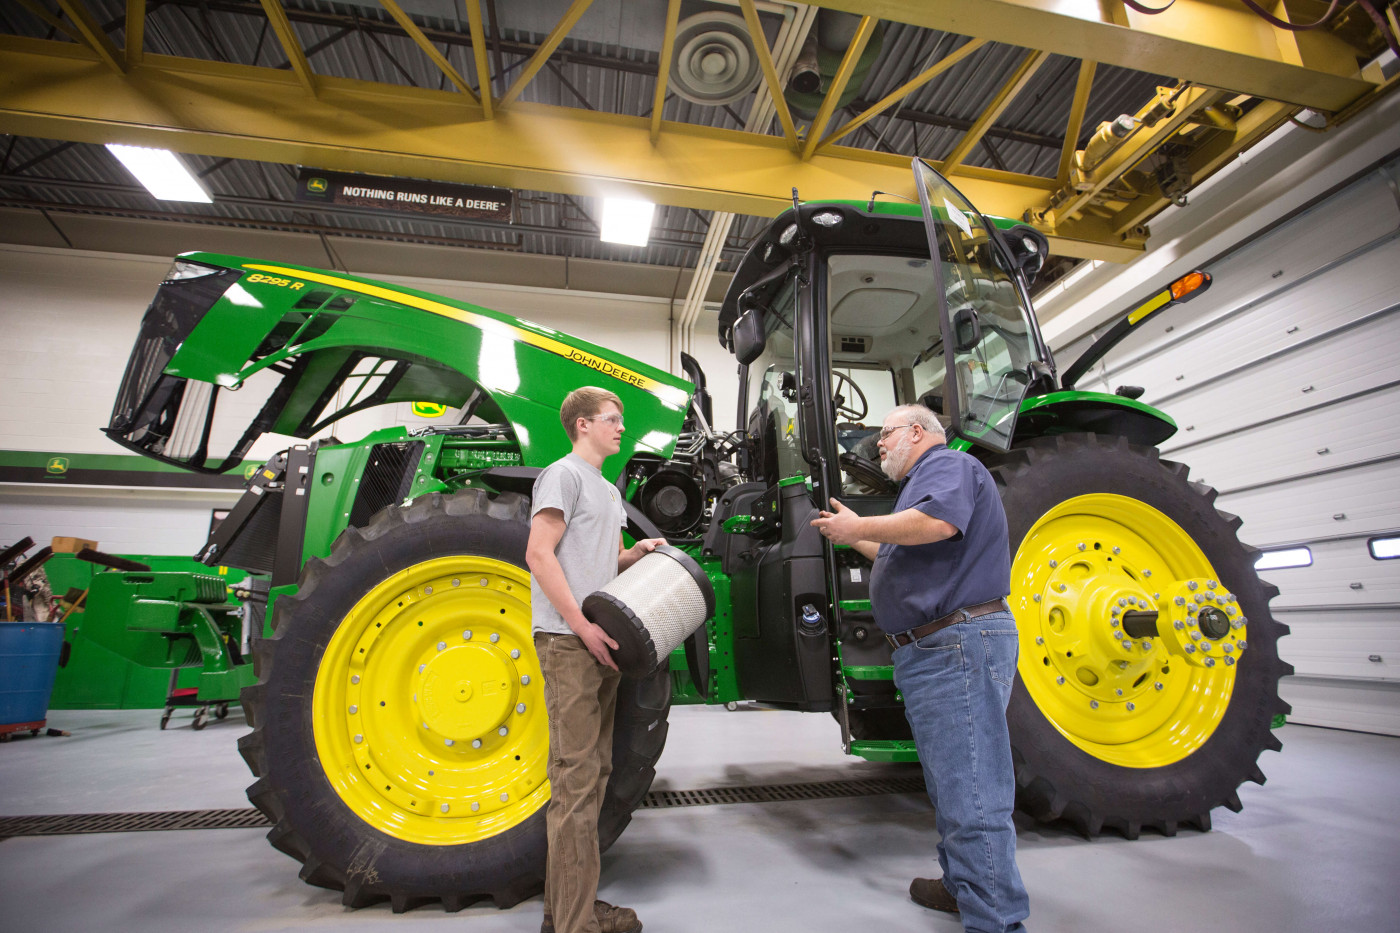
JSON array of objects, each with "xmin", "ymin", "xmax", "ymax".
[
  {"xmin": 734, "ymin": 307, "xmax": 767, "ymax": 365},
  {"xmin": 952, "ymin": 306, "xmax": 982, "ymax": 353},
  {"xmin": 1004, "ymin": 223, "xmax": 1049, "ymax": 285}
]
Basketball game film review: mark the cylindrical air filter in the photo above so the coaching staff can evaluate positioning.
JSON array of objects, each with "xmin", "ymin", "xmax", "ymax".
[{"xmin": 582, "ymin": 545, "xmax": 715, "ymax": 677}]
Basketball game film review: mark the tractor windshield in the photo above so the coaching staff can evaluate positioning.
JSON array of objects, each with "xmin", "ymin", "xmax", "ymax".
[{"xmin": 913, "ymin": 158, "xmax": 1039, "ymax": 452}]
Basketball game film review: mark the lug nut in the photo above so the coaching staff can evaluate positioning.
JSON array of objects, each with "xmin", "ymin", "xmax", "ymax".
[
  {"xmin": 500, "ymin": 793, "xmax": 510, "ymax": 802},
  {"xmin": 498, "ymin": 727, "xmax": 509, "ymax": 736},
  {"xmin": 1112, "ymin": 546, "xmax": 1121, "ymax": 555},
  {"xmin": 1112, "ymin": 619, "xmax": 1121, "ymax": 628},
  {"xmin": 419, "ymin": 664, "xmax": 425, "ymax": 673},
  {"xmin": 1121, "ymin": 641, "xmax": 1132, "ymax": 651},
  {"xmin": 1223, "ymin": 643, "xmax": 1234, "ymax": 653},
  {"xmin": 463, "ymin": 630, "xmax": 473, "ymax": 640},
  {"xmin": 1204, "ymin": 657, "xmax": 1216, "ymax": 667},
  {"xmin": 1144, "ymin": 570, "xmax": 1153, "ymax": 578},
  {"xmin": 1175, "ymin": 596, "xmax": 1186, "ymax": 607},
  {"xmin": 1115, "ymin": 688, "xmax": 1124, "ymax": 696},
  {"xmin": 1035, "ymin": 636, "xmax": 1044, "ymax": 645},
  {"xmin": 471, "ymin": 802, "xmax": 480, "ymax": 812},
  {"xmin": 1225, "ymin": 656, "xmax": 1236, "ymax": 666},
  {"xmin": 1117, "ymin": 598, "xmax": 1127, "ymax": 607},
  {"xmin": 1090, "ymin": 700, "xmax": 1099, "ymax": 709},
  {"xmin": 1033, "ymin": 594, "xmax": 1042, "ymax": 603},
  {"xmin": 1188, "ymin": 581, "xmax": 1199, "ymax": 591},
  {"xmin": 452, "ymin": 578, "xmax": 460, "ymax": 587},
  {"xmin": 521, "ymin": 675, "xmax": 531, "ymax": 685},
  {"xmin": 441, "ymin": 803, "xmax": 449, "ymax": 813},
  {"xmin": 425, "ymin": 586, "xmax": 434, "ymax": 595},
  {"xmin": 517, "ymin": 703, "xmax": 527, "ymax": 713},
  {"xmin": 1174, "ymin": 620, "xmax": 1185, "ymax": 630},
  {"xmin": 1208, "ymin": 580, "xmax": 1217, "ymax": 589},
  {"xmin": 1126, "ymin": 702, "xmax": 1136, "ymax": 711},
  {"xmin": 349, "ymin": 705, "xmax": 358, "ymax": 714},
  {"xmin": 1141, "ymin": 641, "xmax": 1153, "ymax": 650},
  {"xmin": 490, "ymin": 633, "xmax": 500, "ymax": 643},
  {"xmin": 1078, "ymin": 542, "xmax": 1086, "ymax": 551},
  {"xmin": 471, "ymin": 738, "xmax": 482, "ymax": 748},
  {"xmin": 354, "ymin": 734, "xmax": 363, "ymax": 743},
  {"xmin": 437, "ymin": 641, "xmax": 447, "ymax": 651},
  {"xmin": 1154, "ymin": 682, "xmax": 1164, "ymax": 691},
  {"xmin": 1185, "ymin": 645, "xmax": 1196, "ymax": 654},
  {"xmin": 510, "ymin": 649, "xmax": 521, "ymax": 659},
  {"xmin": 1049, "ymin": 559, "xmax": 1058, "ymax": 568},
  {"xmin": 351, "ymin": 674, "xmax": 360, "ymax": 685},
  {"xmin": 1056, "ymin": 676, "xmax": 1066, "ymax": 685},
  {"xmin": 1114, "ymin": 630, "xmax": 1123, "ymax": 640},
  {"xmin": 1059, "ymin": 584, "xmax": 1067, "ymax": 592},
  {"xmin": 1237, "ymin": 640, "xmax": 1248, "ymax": 650},
  {"xmin": 480, "ymin": 578, "xmax": 489, "ymax": 587},
  {"xmin": 1191, "ymin": 631, "xmax": 1202, "ymax": 641},
  {"xmin": 445, "ymin": 738, "xmax": 455, "ymax": 746}
]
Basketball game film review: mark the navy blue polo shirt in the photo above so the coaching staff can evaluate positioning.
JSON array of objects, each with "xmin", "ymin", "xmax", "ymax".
[{"xmin": 868, "ymin": 444, "xmax": 1011, "ymax": 635}]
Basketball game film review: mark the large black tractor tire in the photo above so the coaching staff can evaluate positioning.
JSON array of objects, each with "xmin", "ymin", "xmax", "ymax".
[
  {"xmin": 985, "ymin": 433, "xmax": 1292, "ymax": 838},
  {"xmin": 237, "ymin": 489, "xmax": 670, "ymax": 912}
]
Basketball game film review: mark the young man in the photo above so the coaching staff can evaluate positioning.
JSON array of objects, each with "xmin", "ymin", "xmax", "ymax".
[
  {"xmin": 811, "ymin": 403, "xmax": 1030, "ymax": 933},
  {"xmin": 526, "ymin": 386, "xmax": 664, "ymax": 933}
]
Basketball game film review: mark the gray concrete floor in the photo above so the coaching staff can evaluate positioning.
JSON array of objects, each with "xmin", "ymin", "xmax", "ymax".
[{"xmin": 1, "ymin": 706, "xmax": 1397, "ymax": 933}]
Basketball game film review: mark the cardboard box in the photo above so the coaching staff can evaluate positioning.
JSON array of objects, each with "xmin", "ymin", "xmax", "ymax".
[{"xmin": 51, "ymin": 537, "xmax": 98, "ymax": 554}]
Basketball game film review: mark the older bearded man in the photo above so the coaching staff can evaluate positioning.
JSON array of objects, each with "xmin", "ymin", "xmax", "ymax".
[{"xmin": 811, "ymin": 403, "xmax": 1030, "ymax": 933}]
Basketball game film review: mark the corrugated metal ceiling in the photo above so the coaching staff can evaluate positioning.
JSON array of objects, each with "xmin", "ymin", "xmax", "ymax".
[{"xmin": 0, "ymin": 0, "xmax": 1167, "ymax": 275}]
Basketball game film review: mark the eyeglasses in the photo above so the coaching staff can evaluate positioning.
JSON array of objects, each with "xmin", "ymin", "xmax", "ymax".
[
  {"xmin": 878, "ymin": 423, "xmax": 918, "ymax": 441},
  {"xmin": 588, "ymin": 413, "xmax": 625, "ymax": 428}
]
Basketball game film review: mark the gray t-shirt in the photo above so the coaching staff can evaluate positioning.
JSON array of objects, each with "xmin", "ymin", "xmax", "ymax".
[{"xmin": 530, "ymin": 452, "xmax": 627, "ymax": 635}]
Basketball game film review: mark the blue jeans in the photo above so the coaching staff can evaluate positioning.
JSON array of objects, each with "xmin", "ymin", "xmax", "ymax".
[{"xmin": 893, "ymin": 610, "xmax": 1029, "ymax": 933}]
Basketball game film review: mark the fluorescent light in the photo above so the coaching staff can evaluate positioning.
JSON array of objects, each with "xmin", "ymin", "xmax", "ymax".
[
  {"xmin": 601, "ymin": 197, "xmax": 655, "ymax": 247},
  {"xmin": 1255, "ymin": 547, "xmax": 1312, "ymax": 571},
  {"xmin": 106, "ymin": 144, "xmax": 212, "ymax": 202}
]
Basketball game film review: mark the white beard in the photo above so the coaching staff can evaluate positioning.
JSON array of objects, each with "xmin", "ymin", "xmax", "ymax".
[{"xmin": 881, "ymin": 432, "xmax": 917, "ymax": 480}]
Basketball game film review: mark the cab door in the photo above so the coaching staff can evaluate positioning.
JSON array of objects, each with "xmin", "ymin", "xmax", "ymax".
[{"xmin": 912, "ymin": 159, "xmax": 1048, "ymax": 453}]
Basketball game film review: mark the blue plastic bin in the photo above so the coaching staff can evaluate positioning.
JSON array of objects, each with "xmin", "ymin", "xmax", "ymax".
[{"xmin": 0, "ymin": 621, "xmax": 66, "ymax": 727}]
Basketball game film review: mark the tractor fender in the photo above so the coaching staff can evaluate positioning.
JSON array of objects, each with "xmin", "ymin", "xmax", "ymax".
[{"xmin": 1014, "ymin": 390, "xmax": 1176, "ymax": 448}]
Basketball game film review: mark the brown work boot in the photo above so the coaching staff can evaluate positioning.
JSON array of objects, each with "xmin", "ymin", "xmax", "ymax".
[
  {"xmin": 909, "ymin": 876, "xmax": 960, "ymax": 913},
  {"xmin": 540, "ymin": 900, "xmax": 642, "ymax": 933}
]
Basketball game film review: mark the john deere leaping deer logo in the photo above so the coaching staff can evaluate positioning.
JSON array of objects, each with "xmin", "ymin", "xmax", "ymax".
[
  {"xmin": 307, "ymin": 177, "xmax": 329, "ymax": 194},
  {"xmin": 46, "ymin": 457, "xmax": 69, "ymax": 474}
]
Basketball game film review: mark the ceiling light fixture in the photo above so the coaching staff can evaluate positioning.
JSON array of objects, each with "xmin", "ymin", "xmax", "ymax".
[
  {"xmin": 105, "ymin": 144, "xmax": 212, "ymax": 203},
  {"xmin": 600, "ymin": 197, "xmax": 655, "ymax": 247}
]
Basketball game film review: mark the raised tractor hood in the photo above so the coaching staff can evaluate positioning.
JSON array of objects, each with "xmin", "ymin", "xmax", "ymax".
[{"xmin": 105, "ymin": 254, "xmax": 691, "ymax": 473}]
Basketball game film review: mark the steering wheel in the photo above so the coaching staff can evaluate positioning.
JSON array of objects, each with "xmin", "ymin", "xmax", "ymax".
[{"xmin": 832, "ymin": 371, "xmax": 868, "ymax": 421}]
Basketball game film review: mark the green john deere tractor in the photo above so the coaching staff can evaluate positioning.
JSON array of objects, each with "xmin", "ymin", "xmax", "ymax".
[{"xmin": 102, "ymin": 160, "xmax": 1289, "ymax": 911}]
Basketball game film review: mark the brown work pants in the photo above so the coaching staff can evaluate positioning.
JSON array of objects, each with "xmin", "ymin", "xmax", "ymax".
[{"xmin": 536, "ymin": 632, "xmax": 621, "ymax": 933}]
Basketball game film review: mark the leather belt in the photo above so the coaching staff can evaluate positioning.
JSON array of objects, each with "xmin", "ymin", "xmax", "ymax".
[{"xmin": 885, "ymin": 598, "xmax": 1010, "ymax": 649}]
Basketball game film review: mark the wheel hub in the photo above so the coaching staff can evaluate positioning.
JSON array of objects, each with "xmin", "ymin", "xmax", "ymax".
[{"xmin": 418, "ymin": 642, "xmax": 520, "ymax": 742}]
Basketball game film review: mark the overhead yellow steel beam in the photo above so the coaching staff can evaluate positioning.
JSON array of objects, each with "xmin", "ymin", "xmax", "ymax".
[
  {"xmin": 464, "ymin": 0, "xmax": 492, "ymax": 118},
  {"xmin": 378, "ymin": 0, "xmax": 478, "ymax": 104},
  {"xmin": 1056, "ymin": 59, "xmax": 1095, "ymax": 187},
  {"xmin": 818, "ymin": 37, "xmax": 987, "ymax": 153},
  {"xmin": 800, "ymin": 15, "xmax": 877, "ymax": 162},
  {"xmin": 651, "ymin": 0, "xmax": 680, "ymax": 145},
  {"xmin": 810, "ymin": 0, "xmax": 1377, "ymax": 112},
  {"xmin": 258, "ymin": 0, "xmax": 315, "ymax": 95},
  {"xmin": 125, "ymin": 0, "xmax": 145, "ymax": 70},
  {"xmin": 0, "ymin": 37, "xmax": 1140, "ymax": 260},
  {"xmin": 499, "ymin": 0, "xmax": 594, "ymax": 108},
  {"xmin": 939, "ymin": 48, "xmax": 1047, "ymax": 173},
  {"xmin": 739, "ymin": 0, "xmax": 800, "ymax": 150},
  {"xmin": 53, "ymin": 0, "xmax": 124, "ymax": 73}
]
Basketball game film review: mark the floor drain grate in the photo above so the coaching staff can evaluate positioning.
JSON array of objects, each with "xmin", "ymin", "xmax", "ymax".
[{"xmin": 0, "ymin": 776, "xmax": 926, "ymax": 839}]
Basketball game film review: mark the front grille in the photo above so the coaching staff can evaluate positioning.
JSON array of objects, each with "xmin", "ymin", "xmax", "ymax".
[
  {"xmin": 107, "ymin": 265, "xmax": 241, "ymax": 437},
  {"xmin": 217, "ymin": 489, "xmax": 284, "ymax": 575},
  {"xmin": 349, "ymin": 441, "xmax": 424, "ymax": 527}
]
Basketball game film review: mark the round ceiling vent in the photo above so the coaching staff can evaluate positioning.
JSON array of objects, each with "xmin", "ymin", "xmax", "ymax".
[{"xmin": 669, "ymin": 12, "xmax": 762, "ymax": 106}]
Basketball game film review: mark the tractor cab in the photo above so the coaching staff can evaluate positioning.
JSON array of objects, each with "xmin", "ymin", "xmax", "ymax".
[{"xmin": 713, "ymin": 162, "xmax": 1054, "ymax": 746}]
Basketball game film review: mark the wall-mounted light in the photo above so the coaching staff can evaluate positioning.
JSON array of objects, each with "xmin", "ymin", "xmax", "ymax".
[
  {"xmin": 601, "ymin": 197, "xmax": 655, "ymax": 247},
  {"xmin": 105, "ymin": 144, "xmax": 212, "ymax": 203}
]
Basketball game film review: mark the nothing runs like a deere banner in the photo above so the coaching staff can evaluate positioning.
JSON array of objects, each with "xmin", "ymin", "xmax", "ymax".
[{"xmin": 295, "ymin": 168, "xmax": 513, "ymax": 221}]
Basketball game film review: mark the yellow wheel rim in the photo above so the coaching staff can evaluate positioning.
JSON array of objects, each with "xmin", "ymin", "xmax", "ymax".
[
  {"xmin": 312, "ymin": 556, "xmax": 548, "ymax": 844},
  {"xmin": 1012, "ymin": 494, "xmax": 1249, "ymax": 768}
]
